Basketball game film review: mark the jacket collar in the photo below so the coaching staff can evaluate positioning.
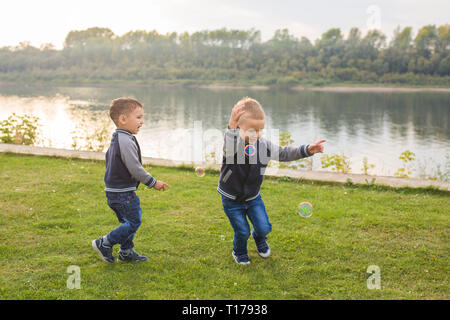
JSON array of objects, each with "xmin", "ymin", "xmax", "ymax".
[{"xmin": 115, "ymin": 128, "xmax": 133, "ymax": 136}]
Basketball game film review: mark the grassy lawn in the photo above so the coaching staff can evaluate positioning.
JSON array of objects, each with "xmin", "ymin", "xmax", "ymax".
[{"xmin": 0, "ymin": 153, "xmax": 448, "ymax": 300}]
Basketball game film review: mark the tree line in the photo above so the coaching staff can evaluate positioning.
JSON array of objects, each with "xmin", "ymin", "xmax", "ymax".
[{"xmin": 0, "ymin": 25, "xmax": 449, "ymax": 86}]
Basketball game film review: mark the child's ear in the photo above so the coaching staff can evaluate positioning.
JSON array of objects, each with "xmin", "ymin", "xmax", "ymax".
[{"xmin": 118, "ymin": 114, "xmax": 127, "ymax": 125}]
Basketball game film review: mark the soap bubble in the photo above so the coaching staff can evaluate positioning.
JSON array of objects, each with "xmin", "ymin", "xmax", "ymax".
[
  {"xmin": 244, "ymin": 144, "xmax": 256, "ymax": 157},
  {"xmin": 298, "ymin": 202, "xmax": 313, "ymax": 218},
  {"xmin": 195, "ymin": 167, "xmax": 206, "ymax": 177}
]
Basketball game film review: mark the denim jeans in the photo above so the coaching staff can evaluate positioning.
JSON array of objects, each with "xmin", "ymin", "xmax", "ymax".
[
  {"xmin": 221, "ymin": 194, "xmax": 272, "ymax": 255},
  {"xmin": 105, "ymin": 191, "xmax": 142, "ymax": 250}
]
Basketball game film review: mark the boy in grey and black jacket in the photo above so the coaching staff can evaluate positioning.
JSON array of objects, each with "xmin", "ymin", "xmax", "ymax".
[{"xmin": 92, "ymin": 98, "xmax": 170, "ymax": 263}]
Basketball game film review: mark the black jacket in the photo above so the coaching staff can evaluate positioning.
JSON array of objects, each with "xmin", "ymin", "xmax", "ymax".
[{"xmin": 217, "ymin": 128, "xmax": 312, "ymax": 203}]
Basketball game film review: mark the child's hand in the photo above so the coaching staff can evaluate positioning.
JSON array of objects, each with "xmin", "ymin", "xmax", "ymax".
[
  {"xmin": 228, "ymin": 102, "xmax": 246, "ymax": 129},
  {"xmin": 307, "ymin": 139, "xmax": 326, "ymax": 155},
  {"xmin": 154, "ymin": 180, "xmax": 171, "ymax": 191}
]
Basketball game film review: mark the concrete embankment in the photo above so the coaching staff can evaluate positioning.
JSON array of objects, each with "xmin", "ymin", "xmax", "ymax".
[{"xmin": 1, "ymin": 143, "xmax": 448, "ymax": 191}]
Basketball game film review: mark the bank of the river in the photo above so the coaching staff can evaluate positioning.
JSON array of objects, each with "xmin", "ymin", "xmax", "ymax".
[{"xmin": 1, "ymin": 80, "xmax": 450, "ymax": 92}]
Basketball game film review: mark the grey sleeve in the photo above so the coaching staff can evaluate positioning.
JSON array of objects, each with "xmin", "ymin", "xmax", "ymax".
[
  {"xmin": 263, "ymin": 138, "xmax": 312, "ymax": 162},
  {"xmin": 118, "ymin": 134, "xmax": 157, "ymax": 188}
]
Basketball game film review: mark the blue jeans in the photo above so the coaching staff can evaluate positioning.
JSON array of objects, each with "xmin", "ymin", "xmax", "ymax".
[
  {"xmin": 221, "ymin": 194, "xmax": 272, "ymax": 255},
  {"xmin": 105, "ymin": 191, "xmax": 142, "ymax": 250}
]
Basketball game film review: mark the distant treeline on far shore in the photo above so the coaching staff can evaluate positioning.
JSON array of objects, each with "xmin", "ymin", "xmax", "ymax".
[{"xmin": 0, "ymin": 25, "xmax": 449, "ymax": 87}]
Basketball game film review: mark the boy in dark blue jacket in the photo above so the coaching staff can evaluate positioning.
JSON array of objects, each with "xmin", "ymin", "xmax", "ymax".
[
  {"xmin": 92, "ymin": 98, "xmax": 170, "ymax": 263},
  {"xmin": 218, "ymin": 97, "xmax": 326, "ymax": 265}
]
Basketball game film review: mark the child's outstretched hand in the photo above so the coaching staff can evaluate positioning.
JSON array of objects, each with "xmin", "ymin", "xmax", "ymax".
[
  {"xmin": 307, "ymin": 139, "xmax": 326, "ymax": 155},
  {"xmin": 154, "ymin": 180, "xmax": 171, "ymax": 191},
  {"xmin": 228, "ymin": 101, "xmax": 246, "ymax": 129}
]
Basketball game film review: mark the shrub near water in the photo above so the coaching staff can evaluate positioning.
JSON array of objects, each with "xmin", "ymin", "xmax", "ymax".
[
  {"xmin": 0, "ymin": 113, "xmax": 40, "ymax": 145},
  {"xmin": 320, "ymin": 153, "xmax": 352, "ymax": 173},
  {"xmin": 395, "ymin": 150, "xmax": 416, "ymax": 178}
]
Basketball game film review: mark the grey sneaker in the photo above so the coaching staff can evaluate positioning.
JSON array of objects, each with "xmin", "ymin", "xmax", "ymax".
[
  {"xmin": 118, "ymin": 248, "xmax": 149, "ymax": 262},
  {"xmin": 232, "ymin": 251, "xmax": 251, "ymax": 265},
  {"xmin": 92, "ymin": 237, "xmax": 114, "ymax": 263}
]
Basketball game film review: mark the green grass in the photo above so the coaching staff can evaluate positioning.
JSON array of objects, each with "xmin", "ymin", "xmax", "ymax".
[{"xmin": 0, "ymin": 153, "xmax": 448, "ymax": 300}]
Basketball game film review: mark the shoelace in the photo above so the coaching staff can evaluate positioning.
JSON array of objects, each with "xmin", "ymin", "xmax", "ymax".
[
  {"xmin": 256, "ymin": 242, "xmax": 269, "ymax": 252},
  {"xmin": 236, "ymin": 253, "xmax": 250, "ymax": 261},
  {"xmin": 121, "ymin": 249, "xmax": 138, "ymax": 257}
]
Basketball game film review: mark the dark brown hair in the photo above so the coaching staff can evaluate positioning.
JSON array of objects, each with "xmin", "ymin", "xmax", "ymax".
[{"xmin": 109, "ymin": 97, "xmax": 143, "ymax": 126}]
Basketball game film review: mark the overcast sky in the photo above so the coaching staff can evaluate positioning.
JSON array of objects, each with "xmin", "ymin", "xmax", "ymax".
[{"xmin": 1, "ymin": 0, "xmax": 448, "ymax": 48}]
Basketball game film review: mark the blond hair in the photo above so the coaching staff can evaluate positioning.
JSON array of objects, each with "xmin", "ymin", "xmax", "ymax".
[
  {"xmin": 237, "ymin": 97, "xmax": 265, "ymax": 123},
  {"xmin": 109, "ymin": 97, "xmax": 142, "ymax": 126}
]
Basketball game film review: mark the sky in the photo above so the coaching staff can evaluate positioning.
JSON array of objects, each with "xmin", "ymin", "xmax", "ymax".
[{"xmin": 0, "ymin": 0, "xmax": 448, "ymax": 49}]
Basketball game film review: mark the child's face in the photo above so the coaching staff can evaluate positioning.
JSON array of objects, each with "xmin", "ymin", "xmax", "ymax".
[
  {"xmin": 118, "ymin": 107, "xmax": 144, "ymax": 134},
  {"xmin": 239, "ymin": 117, "xmax": 265, "ymax": 144}
]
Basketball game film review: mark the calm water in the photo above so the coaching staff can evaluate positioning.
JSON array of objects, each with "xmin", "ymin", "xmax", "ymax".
[{"xmin": 0, "ymin": 83, "xmax": 449, "ymax": 179}]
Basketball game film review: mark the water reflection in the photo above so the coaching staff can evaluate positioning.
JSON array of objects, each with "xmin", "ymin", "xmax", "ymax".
[{"xmin": 0, "ymin": 84, "xmax": 448, "ymax": 178}]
